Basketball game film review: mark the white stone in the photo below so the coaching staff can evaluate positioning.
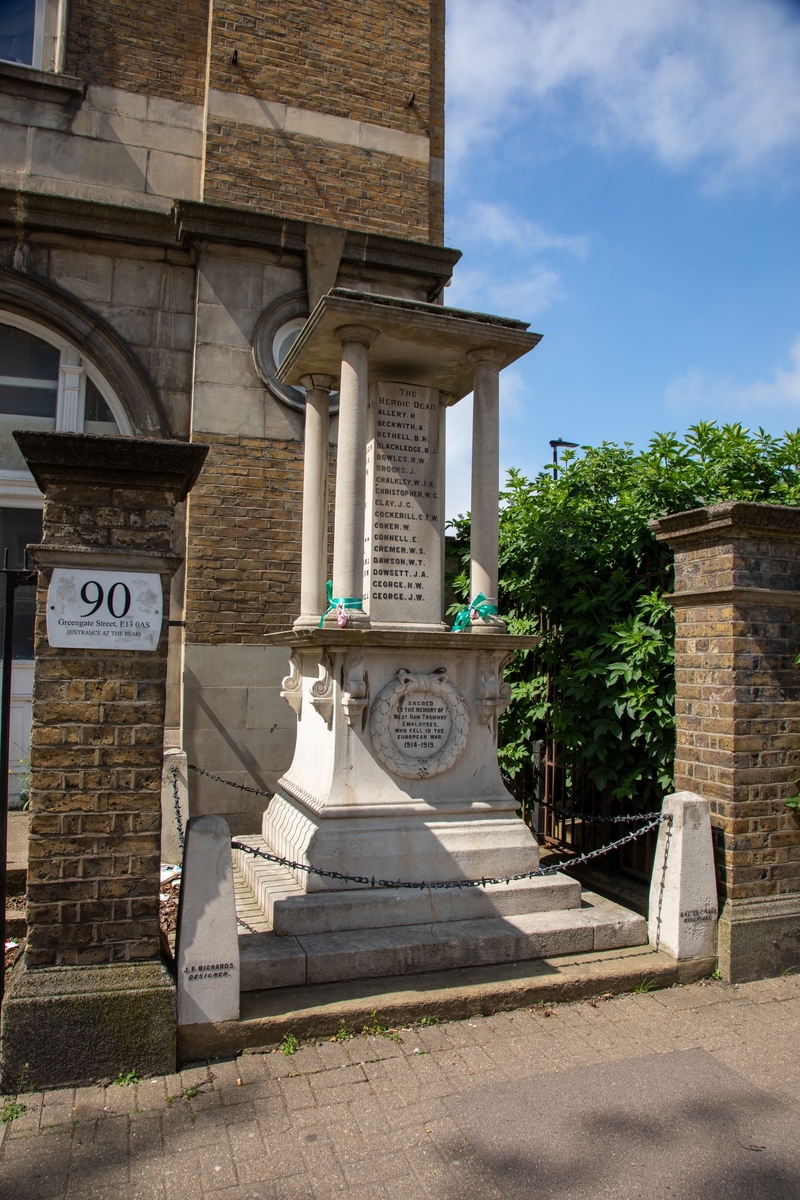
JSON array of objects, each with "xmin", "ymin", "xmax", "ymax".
[
  {"xmin": 176, "ymin": 816, "xmax": 240, "ymax": 1025},
  {"xmin": 364, "ymin": 382, "xmax": 445, "ymax": 629},
  {"xmin": 160, "ymin": 749, "xmax": 189, "ymax": 865},
  {"xmin": 648, "ymin": 791, "xmax": 718, "ymax": 960},
  {"xmin": 145, "ymin": 149, "xmax": 202, "ymax": 201},
  {"xmin": 234, "ymin": 894, "xmax": 646, "ymax": 989}
]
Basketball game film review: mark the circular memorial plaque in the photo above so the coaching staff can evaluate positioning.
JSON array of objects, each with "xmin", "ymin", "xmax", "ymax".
[{"xmin": 369, "ymin": 668, "xmax": 469, "ymax": 779}]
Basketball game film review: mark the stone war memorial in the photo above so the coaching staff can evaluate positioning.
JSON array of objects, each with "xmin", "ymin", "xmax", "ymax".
[{"xmin": 186, "ymin": 286, "xmax": 654, "ymax": 1026}]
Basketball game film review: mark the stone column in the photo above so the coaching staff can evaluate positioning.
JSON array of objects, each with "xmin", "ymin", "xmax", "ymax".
[
  {"xmin": 295, "ymin": 374, "xmax": 334, "ymax": 628},
  {"xmin": 325, "ymin": 325, "xmax": 378, "ymax": 628},
  {"xmin": 652, "ymin": 501, "xmax": 800, "ymax": 982},
  {"xmin": 0, "ymin": 431, "xmax": 207, "ymax": 1089},
  {"xmin": 467, "ymin": 349, "xmax": 506, "ymax": 632}
]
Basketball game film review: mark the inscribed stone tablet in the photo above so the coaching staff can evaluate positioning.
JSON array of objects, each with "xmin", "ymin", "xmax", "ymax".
[
  {"xmin": 390, "ymin": 693, "xmax": 451, "ymax": 758},
  {"xmin": 46, "ymin": 568, "xmax": 163, "ymax": 651},
  {"xmin": 364, "ymin": 381, "xmax": 444, "ymax": 627}
]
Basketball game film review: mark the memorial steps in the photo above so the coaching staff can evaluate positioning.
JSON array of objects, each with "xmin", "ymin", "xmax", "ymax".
[{"xmin": 231, "ymin": 837, "xmax": 647, "ymax": 992}]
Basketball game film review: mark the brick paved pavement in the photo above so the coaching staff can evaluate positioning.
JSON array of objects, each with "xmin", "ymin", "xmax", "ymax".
[{"xmin": 3, "ymin": 975, "xmax": 800, "ymax": 1199}]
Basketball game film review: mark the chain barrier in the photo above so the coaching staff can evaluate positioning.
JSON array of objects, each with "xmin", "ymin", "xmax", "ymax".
[
  {"xmin": 169, "ymin": 765, "xmax": 186, "ymax": 853},
  {"xmin": 188, "ymin": 763, "xmax": 273, "ymax": 799},
  {"xmin": 231, "ymin": 812, "xmax": 669, "ymax": 892},
  {"xmin": 500, "ymin": 773, "xmax": 662, "ymax": 824}
]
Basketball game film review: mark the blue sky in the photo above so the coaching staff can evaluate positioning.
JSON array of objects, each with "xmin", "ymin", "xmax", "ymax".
[{"xmin": 442, "ymin": 0, "xmax": 800, "ymax": 517}]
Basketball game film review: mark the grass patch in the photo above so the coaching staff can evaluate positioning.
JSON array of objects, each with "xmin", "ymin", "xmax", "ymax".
[{"xmin": 114, "ymin": 1070, "xmax": 139, "ymax": 1087}]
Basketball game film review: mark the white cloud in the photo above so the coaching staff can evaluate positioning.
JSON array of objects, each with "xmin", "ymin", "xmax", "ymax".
[
  {"xmin": 447, "ymin": 262, "xmax": 564, "ymax": 320},
  {"xmin": 449, "ymin": 202, "xmax": 590, "ymax": 258},
  {"xmin": 447, "ymin": 0, "xmax": 800, "ymax": 187},
  {"xmin": 666, "ymin": 335, "xmax": 800, "ymax": 413},
  {"xmin": 445, "ymin": 202, "xmax": 585, "ymax": 320}
]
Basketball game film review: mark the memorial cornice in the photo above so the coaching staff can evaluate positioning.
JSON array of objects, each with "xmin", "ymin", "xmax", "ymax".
[
  {"xmin": 263, "ymin": 628, "xmax": 539, "ymax": 651},
  {"xmin": 276, "ymin": 289, "xmax": 542, "ymax": 400}
]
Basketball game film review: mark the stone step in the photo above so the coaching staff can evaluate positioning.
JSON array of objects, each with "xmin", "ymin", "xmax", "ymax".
[
  {"xmin": 232, "ymin": 836, "xmax": 582, "ymax": 935},
  {"xmin": 237, "ymin": 891, "xmax": 647, "ymax": 991}
]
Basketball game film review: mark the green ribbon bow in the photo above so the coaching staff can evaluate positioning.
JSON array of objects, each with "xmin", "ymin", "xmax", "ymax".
[
  {"xmin": 318, "ymin": 580, "xmax": 363, "ymax": 628},
  {"xmin": 451, "ymin": 592, "xmax": 499, "ymax": 633}
]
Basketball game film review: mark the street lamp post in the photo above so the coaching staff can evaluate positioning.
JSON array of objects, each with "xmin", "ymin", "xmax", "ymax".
[{"xmin": 549, "ymin": 438, "xmax": 578, "ymax": 480}]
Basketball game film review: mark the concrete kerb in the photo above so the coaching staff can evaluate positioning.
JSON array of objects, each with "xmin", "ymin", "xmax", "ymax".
[{"xmin": 178, "ymin": 946, "xmax": 717, "ymax": 1062}]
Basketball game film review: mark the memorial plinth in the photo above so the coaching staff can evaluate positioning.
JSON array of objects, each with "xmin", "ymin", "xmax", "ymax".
[{"xmin": 228, "ymin": 291, "xmax": 648, "ymax": 986}]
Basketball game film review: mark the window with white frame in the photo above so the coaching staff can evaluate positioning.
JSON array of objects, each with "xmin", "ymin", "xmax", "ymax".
[
  {"xmin": 0, "ymin": 313, "xmax": 131, "ymax": 499},
  {"xmin": 0, "ymin": 0, "xmax": 65, "ymax": 72}
]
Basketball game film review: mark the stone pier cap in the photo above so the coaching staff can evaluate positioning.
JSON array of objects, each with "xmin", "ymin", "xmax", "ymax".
[
  {"xmin": 14, "ymin": 430, "xmax": 208, "ymax": 500},
  {"xmin": 651, "ymin": 500, "xmax": 800, "ymax": 606},
  {"xmin": 277, "ymin": 288, "xmax": 542, "ymax": 401}
]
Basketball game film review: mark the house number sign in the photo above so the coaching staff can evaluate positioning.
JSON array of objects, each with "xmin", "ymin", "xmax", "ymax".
[{"xmin": 46, "ymin": 568, "xmax": 163, "ymax": 651}]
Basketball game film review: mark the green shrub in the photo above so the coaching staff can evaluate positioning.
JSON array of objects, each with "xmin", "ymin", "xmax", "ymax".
[{"xmin": 449, "ymin": 422, "xmax": 800, "ymax": 804}]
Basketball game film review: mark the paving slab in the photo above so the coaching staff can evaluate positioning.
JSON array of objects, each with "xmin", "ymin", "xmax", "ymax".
[
  {"xmin": 449, "ymin": 1048, "xmax": 800, "ymax": 1199},
  {"xmin": 5, "ymin": 975, "xmax": 799, "ymax": 1199}
]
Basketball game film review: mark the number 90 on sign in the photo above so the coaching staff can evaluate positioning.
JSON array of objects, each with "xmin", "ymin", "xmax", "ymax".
[{"xmin": 46, "ymin": 568, "xmax": 163, "ymax": 651}]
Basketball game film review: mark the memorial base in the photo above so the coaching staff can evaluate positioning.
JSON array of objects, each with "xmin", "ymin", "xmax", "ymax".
[
  {"xmin": 263, "ymin": 628, "xmax": 539, "ymax": 898},
  {"xmin": 0, "ymin": 961, "xmax": 176, "ymax": 1090}
]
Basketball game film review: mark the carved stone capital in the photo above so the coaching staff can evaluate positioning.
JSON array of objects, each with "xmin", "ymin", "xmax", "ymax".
[
  {"xmin": 335, "ymin": 324, "xmax": 380, "ymax": 348},
  {"xmin": 300, "ymin": 373, "xmax": 336, "ymax": 393}
]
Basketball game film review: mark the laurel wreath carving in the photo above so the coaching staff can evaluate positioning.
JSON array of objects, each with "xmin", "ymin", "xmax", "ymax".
[{"xmin": 369, "ymin": 668, "xmax": 470, "ymax": 779}]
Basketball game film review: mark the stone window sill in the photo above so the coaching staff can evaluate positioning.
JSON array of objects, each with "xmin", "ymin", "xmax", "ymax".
[{"xmin": 0, "ymin": 60, "xmax": 84, "ymax": 103}]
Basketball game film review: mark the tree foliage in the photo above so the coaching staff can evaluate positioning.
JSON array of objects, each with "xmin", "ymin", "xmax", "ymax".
[{"xmin": 449, "ymin": 422, "xmax": 800, "ymax": 806}]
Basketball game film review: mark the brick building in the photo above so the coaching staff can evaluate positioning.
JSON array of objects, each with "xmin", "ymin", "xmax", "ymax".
[{"xmin": 0, "ymin": 0, "xmax": 458, "ymax": 831}]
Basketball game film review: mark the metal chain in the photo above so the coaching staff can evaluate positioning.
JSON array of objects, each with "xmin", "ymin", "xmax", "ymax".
[
  {"xmin": 188, "ymin": 763, "xmax": 273, "ymax": 799},
  {"xmin": 231, "ymin": 813, "xmax": 669, "ymax": 892},
  {"xmin": 170, "ymin": 765, "xmax": 185, "ymax": 853}
]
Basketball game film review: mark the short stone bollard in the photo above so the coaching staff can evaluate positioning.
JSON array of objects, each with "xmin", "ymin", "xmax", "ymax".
[
  {"xmin": 161, "ymin": 748, "xmax": 189, "ymax": 865},
  {"xmin": 648, "ymin": 792, "xmax": 719, "ymax": 961},
  {"xmin": 176, "ymin": 816, "xmax": 240, "ymax": 1026}
]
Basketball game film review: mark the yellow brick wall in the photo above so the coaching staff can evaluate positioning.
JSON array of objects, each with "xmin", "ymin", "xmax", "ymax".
[
  {"xmin": 203, "ymin": 124, "xmax": 431, "ymax": 240},
  {"xmin": 204, "ymin": 0, "xmax": 444, "ymax": 243},
  {"xmin": 65, "ymin": 0, "xmax": 210, "ymax": 104}
]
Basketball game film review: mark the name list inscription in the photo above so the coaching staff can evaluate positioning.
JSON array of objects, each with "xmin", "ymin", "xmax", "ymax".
[{"xmin": 364, "ymin": 381, "xmax": 443, "ymax": 625}]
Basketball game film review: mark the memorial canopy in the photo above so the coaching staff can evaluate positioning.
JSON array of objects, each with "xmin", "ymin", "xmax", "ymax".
[{"xmin": 277, "ymin": 288, "xmax": 541, "ymax": 401}]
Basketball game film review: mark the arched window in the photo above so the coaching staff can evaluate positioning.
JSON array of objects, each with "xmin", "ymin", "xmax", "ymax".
[
  {"xmin": 0, "ymin": 314, "xmax": 132, "ymax": 776},
  {"xmin": 0, "ymin": 313, "xmax": 130, "ymax": 477}
]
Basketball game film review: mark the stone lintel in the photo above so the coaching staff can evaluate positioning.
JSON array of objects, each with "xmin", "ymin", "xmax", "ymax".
[
  {"xmin": 277, "ymin": 288, "xmax": 542, "ymax": 400},
  {"xmin": 0, "ymin": 961, "xmax": 176, "ymax": 1090},
  {"xmin": 263, "ymin": 628, "xmax": 539, "ymax": 652},
  {"xmin": 651, "ymin": 501, "xmax": 800, "ymax": 548},
  {"xmin": 14, "ymin": 431, "xmax": 208, "ymax": 500},
  {"xmin": 29, "ymin": 544, "xmax": 184, "ymax": 577}
]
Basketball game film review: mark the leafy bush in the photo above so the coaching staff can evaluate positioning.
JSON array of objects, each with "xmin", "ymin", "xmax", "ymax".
[{"xmin": 449, "ymin": 422, "xmax": 800, "ymax": 805}]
